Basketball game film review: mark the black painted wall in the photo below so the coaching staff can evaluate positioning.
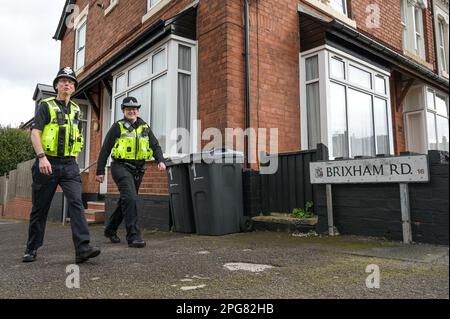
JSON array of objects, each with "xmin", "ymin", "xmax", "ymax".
[
  {"xmin": 105, "ymin": 194, "xmax": 171, "ymax": 232},
  {"xmin": 316, "ymin": 151, "xmax": 449, "ymax": 245},
  {"xmin": 260, "ymin": 144, "xmax": 329, "ymax": 214}
]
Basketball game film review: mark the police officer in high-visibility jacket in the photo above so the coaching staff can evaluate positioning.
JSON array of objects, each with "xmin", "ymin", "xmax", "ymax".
[
  {"xmin": 95, "ymin": 97, "xmax": 166, "ymax": 248},
  {"xmin": 23, "ymin": 67, "xmax": 101, "ymax": 264}
]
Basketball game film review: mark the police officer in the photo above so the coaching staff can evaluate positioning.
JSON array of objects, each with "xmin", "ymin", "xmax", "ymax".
[
  {"xmin": 95, "ymin": 97, "xmax": 166, "ymax": 248},
  {"xmin": 23, "ymin": 67, "xmax": 101, "ymax": 264}
]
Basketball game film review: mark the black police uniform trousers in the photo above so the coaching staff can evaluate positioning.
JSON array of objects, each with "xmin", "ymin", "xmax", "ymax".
[
  {"xmin": 105, "ymin": 161, "xmax": 144, "ymax": 243},
  {"xmin": 26, "ymin": 157, "xmax": 90, "ymax": 253}
]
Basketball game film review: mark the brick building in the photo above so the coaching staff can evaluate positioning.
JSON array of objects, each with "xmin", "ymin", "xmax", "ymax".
[{"xmin": 28, "ymin": 0, "xmax": 448, "ymax": 229}]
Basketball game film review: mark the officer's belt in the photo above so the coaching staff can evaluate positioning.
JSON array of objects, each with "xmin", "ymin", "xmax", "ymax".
[{"xmin": 46, "ymin": 155, "xmax": 76, "ymax": 164}]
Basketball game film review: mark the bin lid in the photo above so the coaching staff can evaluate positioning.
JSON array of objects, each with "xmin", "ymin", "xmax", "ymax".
[
  {"xmin": 165, "ymin": 154, "xmax": 190, "ymax": 167},
  {"xmin": 191, "ymin": 148, "xmax": 244, "ymax": 164}
]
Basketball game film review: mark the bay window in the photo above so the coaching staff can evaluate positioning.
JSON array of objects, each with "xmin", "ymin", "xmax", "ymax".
[
  {"xmin": 112, "ymin": 37, "xmax": 197, "ymax": 156},
  {"xmin": 301, "ymin": 47, "xmax": 393, "ymax": 159}
]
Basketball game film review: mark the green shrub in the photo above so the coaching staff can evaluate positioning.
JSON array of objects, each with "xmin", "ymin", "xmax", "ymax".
[
  {"xmin": 290, "ymin": 201, "xmax": 315, "ymax": 219},
  {"xmin": 0, "ymin": 126, "xmax": 35, "ymax": 175}
]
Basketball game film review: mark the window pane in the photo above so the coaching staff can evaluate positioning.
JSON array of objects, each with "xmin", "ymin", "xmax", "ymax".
[
  {"xmin": 435, "ymin": 95, "xmax": 448, "ymax": 116},
  {"xmin": 437, "ymin": 115, "xmax": 449, "ymax": 151},
  {"xmin": 177, "ymin": 73, "xmax": 191, "ymax": 153},
  {"xmin": 128, "ymin": 60, "xmax": 148, "ymax": 87},
  {"xmin": 114, "ymin": 95, "xmax": 126, "ymax": 121},
  {"xmin": 129, "ymin": 83, "xmax": 150, "ymax": 124},
  {"xmin": 374, "ymin": 98, "xmax": 389, "ymax": 155},
  {"xmin": 348, "ymin": 65, "xmax": 371, "ymax": 89},
  {"xmin": 374, "ymin": 75, "xmax": 386, "ymax": 95},
  {"xmin": 438, "ymin": 21, "xmax": 448, "ymax": 72},
  {"xmin": 77, "ymin": 105, "xmax": 88, "ymax": 169},
  {"xmin": 305, "ymin": 56, "xmax": 319, "ymax": 81},
  {"xmin": 329, "ymin": 82, "xmax": 348, "ymax": 158},
  {"xmin": 330, "ymin": 0, "xmax": 346, "ymax": 15},
  {"xmin": 330, "ymin": 57, "xmax": 345, "ymax": 80},
  {"xmin": 151, "ymin": 75, "xmax": 167, "ymax": 152},
  {"xmin": 348, "ymin": 89, "xmax": 375, "ymax": 157},
  {"xmin": 427, "ymin": 112, "xmax": 437, "ymax": 150},
  {"xmin": 115, "ymin": 74, "xmax": 126, "ymax": 93},
  {"xmin": 76, "ymin": 49, "xmax": 85, "ymax": 70},
  {"xmin": 414, "ymin": 7, "xmax": 422, "ymax": 35},
  {"xmin": 306, "ymin": 82, "xmax": 320, "ymax": 149},
  {"xmin": 179, "ymin": 45, "xmax": 191, "ymax": 72},
  {"xmin": 150, "ymin": 0, "xmax": 160, "ymax": 7},
  {"xmin": 152, "ymin": 49, "xmax": 166, "ymax": 74},
  {"xmin": 427, "ymin": 89, "xmax": 435, "ymax": 109},
  {"xmin": 77, "ymin": 22, "xmax": 86, "ymax": 49},
  {"xmin": 406, "ymin": 112, "xmax": 425, "ymax": 154}
]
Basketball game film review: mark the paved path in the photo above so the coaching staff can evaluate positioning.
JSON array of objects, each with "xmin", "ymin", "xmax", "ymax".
[{"xmin": 0, "ymin": 219, "xmax": 448, "ymax": 299}]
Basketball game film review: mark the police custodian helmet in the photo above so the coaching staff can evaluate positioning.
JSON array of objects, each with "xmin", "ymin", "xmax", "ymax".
[
  {"xmin": 121, "ymin": 96, "xmax": 141, "ymax": 110},
  {"xmin": 53, "ymin": 67, "xmax": 78, "ymax": 91}
]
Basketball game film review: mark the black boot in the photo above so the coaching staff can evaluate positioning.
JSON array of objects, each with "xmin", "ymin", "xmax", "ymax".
[
  {"xmin": 22, "ymin": 249, "xmax": 37, "ymax": 263},
  {"xmin": 128, "ymin": 239, "xmax": 146, "ymax": 248},
  {"xmin": 104, "ymin": 231, "xmax": 120, "ymax": 244},
  {"xmin": 75, "ymin": 246, "xmax": 101, "ymax": 264}
]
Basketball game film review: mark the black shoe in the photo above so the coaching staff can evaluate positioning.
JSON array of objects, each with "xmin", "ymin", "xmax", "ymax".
[
  {"xmin": 22, "ymin": 250, "xmax": 37, "ymax": 263},
  {"xmin": 75, "ymin": 246, "xmax": 101, "ymax": 264},
  {"xmin": 104, "ymin": 232, "xmax": 120, "ymax": 244},
  {"xmin": 128, "ymin": 240, "xmax": 146, "ymax": 248}
]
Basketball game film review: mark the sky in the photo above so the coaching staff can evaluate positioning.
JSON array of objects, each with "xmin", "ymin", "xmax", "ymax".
[{"xmin": 0, "ymin": 0, "xmax": 66, "ymax": 128}]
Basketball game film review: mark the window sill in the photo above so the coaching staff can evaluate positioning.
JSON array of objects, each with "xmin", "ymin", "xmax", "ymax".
[
  {"xmin": 142, "ymin": 0, "xmax": 172, "ymax": 25},
  {"xmin": 403, "ymin": 50, "xmax": 434, "ymax": 70},
  {"xmin": 104, "ymin": 0, "xmax": 119, "ymax": 16},
  {"xmin": 303, "ymin": 0, "xmax": 357, "ymax": 29},
  {"xmin": 75, "ymin": 67, "xmax": 85, "ymax": 77}
]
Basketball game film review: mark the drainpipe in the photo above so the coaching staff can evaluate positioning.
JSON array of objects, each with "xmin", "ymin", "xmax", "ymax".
[{"xmin": 244, "ymin": 0, "xmax": 251, "ymax": 168}]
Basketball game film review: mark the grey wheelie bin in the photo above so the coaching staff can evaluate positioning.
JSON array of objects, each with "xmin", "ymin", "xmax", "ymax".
[
  {"xmin": 188, "ymin": 149, "xmax": 245, "ymax": 235},
  {"xmin": 166, "ymin": 157, "xmax": 196, "ymax": 233}
]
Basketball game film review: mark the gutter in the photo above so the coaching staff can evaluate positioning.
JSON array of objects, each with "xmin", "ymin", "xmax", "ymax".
[{"xmin": 330, "ymin": 20, "xmax": 449, "ymax": 91}]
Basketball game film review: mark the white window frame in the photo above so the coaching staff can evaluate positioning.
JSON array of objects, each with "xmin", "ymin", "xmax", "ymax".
[
  {"xmin": 142, "ymin": 0, "xmax": 172, "ymax": 24},
  {"xmin": 404, "ymin": 85, "xmax": 449, "ymax": 153},
  {"xmin": 413, "ymin": 6, "xmax": 424, "ymax": 57},
  {"xmin": 74, "ymin": 17, "xmax": 87, "ymax": 72},
  {"xmin": 302, "ymin": 0, "xmax": 356, "ymax": 28},
  {"xmin": 104, "ymin": 0, "xmax": 119, "ymax": 16},
  {"xmin": 148, "ymin": 0, "xmax": 162, "ymax": 11},
  {"xmin": 401, "ymin": 0, "xmax": 426, "ymax": 60},
  {"xmin": 404, "ymin": 109, "xmax": 427, "ymax": 153},
  {"xmin": 300, "ymin": 45, "xmax": 394, "ymax": 159},
  {"xmin": 435, "ymin": 12, "xmax": 449, "ymax": 78},
  {"xmin": 425, "ymin": 87, "xmax": 449, "ymax": 151},
  {"xmin": 111, "ymin": 35, "xmax": 198, "ymax": 158},
  {"xmin": 74, "ymin": 5, "xmax": 89, "ymax": 73},
  {"xmin": 329, "ymin": 0, "xmax": 347, "ymax": 16},
  {"xmin": 72, "ymin": 99, "xmax": 91, "ymax": 171}
]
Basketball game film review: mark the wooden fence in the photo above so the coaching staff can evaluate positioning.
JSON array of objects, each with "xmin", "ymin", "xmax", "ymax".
[{"xmin": 0, "ymin": 160, "xmax": 33, "ymax": 215}]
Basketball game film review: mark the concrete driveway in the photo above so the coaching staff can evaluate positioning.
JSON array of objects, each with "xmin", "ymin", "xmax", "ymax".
[{"xmin": 0, "ymin": 219, "xmax": 448, "ymax": 299}]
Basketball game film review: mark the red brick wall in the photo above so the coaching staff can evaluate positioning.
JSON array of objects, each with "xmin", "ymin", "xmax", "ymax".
[
  {"xmin": 197, "ymin": 0, "xmax": 229, "ymax": 143},
  {"xmin": 212, "ymin": 0, "xmax": 301, "ymax": 159},
  {"xmin": 3, "ymin": 197, "xmax": 32, "ymax": 220},
  {"xmin": 61, "ymin": 0, "xmax": 192, "ymax": 79},
  {"xmin": 351, "ymin": 0, "xmax": 436, "ymax": 68},
  {"xmin": 106, "ymin": 162, "xmax": 169, "ymax": 195}
]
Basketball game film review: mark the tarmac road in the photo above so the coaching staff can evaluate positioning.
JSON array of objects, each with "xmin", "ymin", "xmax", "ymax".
[{"xmin": 0, "ymin": 219, "xmax": 448, "ymax": 299}]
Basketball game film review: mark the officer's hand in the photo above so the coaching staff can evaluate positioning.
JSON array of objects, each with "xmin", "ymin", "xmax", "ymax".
[
  {"xmin": 157, "ymin": 162, "xmax": 166, "ymax": 171},
  {"xmin": 39, "ymin": 157, "xmax": 52, "ymax": 175},
  {"xmin": 96, "ymin": 175, "xmax": 104, "ymax": 183}
]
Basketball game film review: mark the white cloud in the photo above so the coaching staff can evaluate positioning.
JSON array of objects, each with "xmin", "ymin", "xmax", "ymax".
[{"xmin": 0, "ymin": 0, "xmax": 66, "ymax": 127}]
